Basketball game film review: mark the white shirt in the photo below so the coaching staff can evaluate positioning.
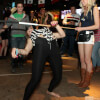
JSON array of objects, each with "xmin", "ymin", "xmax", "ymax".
[{"xmin": 63, "ymin": 13, "xmax": 80, "ymax": 26}]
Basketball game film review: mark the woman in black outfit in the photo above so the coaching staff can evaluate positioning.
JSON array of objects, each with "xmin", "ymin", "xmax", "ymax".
[
  {"xmin": 12, "ymin": 20, "xmax": 65, "ymax": 100},
  {"xmin": 0, "ymin": 17, "xmax": 9, "ymax": 57}
]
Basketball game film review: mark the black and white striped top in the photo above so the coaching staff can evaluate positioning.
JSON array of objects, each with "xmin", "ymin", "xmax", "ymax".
[{"xmin": 30, "ymin": 27, "xmax": 54, "ymax": 46}]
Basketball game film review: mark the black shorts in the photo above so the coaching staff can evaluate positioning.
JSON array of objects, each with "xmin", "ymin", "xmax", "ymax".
[
  {"xmin": 1, "ymin": 30, "xmax": 9, "ymax": 40},
  {"xmin": 78, "ymin": 31, "xmax": 94, "ymax": 42},
  {"xmin": 77, "ymin": 31, "xmax": 94, "ymax": 44}
]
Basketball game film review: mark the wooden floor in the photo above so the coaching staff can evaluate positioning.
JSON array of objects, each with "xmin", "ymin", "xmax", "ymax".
[{"xmin": 0, "ymin": 57, "xmax": 100, "ymax": 100}]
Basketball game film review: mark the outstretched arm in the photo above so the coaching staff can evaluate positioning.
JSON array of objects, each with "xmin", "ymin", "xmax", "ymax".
[
  {"xmin": 18, "ymin": 38, "xmax": 33, "ymax": 55},
  {"xmin": 12, "ymin": 38, "xmax": 33, "ymax": 58}
]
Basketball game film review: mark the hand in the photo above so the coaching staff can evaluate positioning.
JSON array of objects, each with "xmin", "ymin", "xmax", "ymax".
[
  {"xmin": 75, "ymin": 27, "xmax": 83, "ymax": 32},
  {"xmin": 51, "ymin": 21, "xmax": 58, "ymax": 27},
  {"xmin": 11, "ymin": 48, "xmax": 18, "ymax": 58},
  {"xmin": 27, "ymin": 27, "xmax": 33, "ymax": 36}
]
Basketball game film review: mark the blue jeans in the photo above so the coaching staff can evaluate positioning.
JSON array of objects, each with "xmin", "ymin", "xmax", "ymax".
[
  {"xmin": 60, "ymin": 29, "xmax": 76, "ymax": 56},
  {"xmin": 11, "ymin": 37, "xmax": 26, "ymax": 68},
  {"xmin": 92, "ymin": 42, "xmax": 100, "ymax": 67},
  {"xmin": 11, "ymin": 37, "xmax": 26, "ymax": 49}
]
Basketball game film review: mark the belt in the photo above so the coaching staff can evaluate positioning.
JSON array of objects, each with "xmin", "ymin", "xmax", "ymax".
[
  {"xmin": 80, "ymin": 31, "xmax": 94, "ymax": 35},
  {"xmin": 85, "ymin": 31, "xmax": 94, "ymax": 35}
]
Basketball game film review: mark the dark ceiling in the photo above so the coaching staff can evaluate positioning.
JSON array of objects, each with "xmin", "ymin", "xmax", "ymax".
[
  {"xmin": 0, "ymin": 0, "xmax": 100, "ymax": 10},
  {"xmin": 45, "ymin": 0, "xmax": 100, "ymax": 10},
  {"xmin": 26, "ymin": 0, "xmax": 100, "ymax": 10}
]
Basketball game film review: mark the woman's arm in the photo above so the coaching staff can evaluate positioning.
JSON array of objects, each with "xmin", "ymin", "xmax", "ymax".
[
  {"xmin": 75, "ymin": 6, "xmax": 99, "ymax": 32},
  {"xmin": 62, "ymin": 15, "xmax": 67, "ymax": 25},
  {"xmin": 62, "ymin": 14, "xmax": 71, "ymax": 25},
  {"xmin": 12, "ymin": 38, "xmax": 33, "ymax": 58},
  {"xmin": 51, "ymin": 21, "xmax": 66, "ymax": 39},
  {"xmin": 18, "ymin": 38, "xmax": 33, "ymax": 55},
  {"xmin": 53, "ymin": 25, "xmax": 66, "ymax": 39},
  {"xmin": 99, "ymin": 15, "xmax": 100, "ymax": 27}
]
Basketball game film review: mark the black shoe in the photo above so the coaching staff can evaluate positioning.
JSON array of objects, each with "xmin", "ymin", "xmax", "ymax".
[
  {"xmin": 18, "ymin": 63, "xmax": 24, "ymax": 69},
  {"xmin": 11, "ymin": 63, "xmax": 16, "ymax": 73}
]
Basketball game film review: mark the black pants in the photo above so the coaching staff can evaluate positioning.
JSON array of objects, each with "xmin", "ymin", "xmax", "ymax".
[
  {"xmin": 23, "ymin": 38, "xmax": 62, "ymax": 100},
  {"xmin": 60, "ymin": 29, "xmax": 76, "ymax": 56}
]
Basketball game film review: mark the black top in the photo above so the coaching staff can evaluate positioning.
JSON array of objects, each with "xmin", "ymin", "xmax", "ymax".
[{"xmin": 80, "ymin": 6, "xmax": 95, "ymax": 29}]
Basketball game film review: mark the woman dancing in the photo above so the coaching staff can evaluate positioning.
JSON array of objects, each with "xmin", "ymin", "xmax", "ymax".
[
  {"xmin": 12, "ymin": 21, "xmax": 65, "ymax": 100},
  {"xmin": 75, "ymin": 0, "xmax": 99, "ymax": 88}
]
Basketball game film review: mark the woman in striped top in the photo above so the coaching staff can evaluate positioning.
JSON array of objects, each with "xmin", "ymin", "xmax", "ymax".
[
  {"xmin": 12, "ymin": 20, "xmax": 65, "ymax": 100},
  {"xmin": 92, "ymin": 11, "xmax": 100, "ymax": 72}
]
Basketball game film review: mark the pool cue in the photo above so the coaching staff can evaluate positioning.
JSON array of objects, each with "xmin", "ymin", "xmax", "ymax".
[{"xmin": 19, "ymin": 22, "xmax": 75, "ymax": 30}]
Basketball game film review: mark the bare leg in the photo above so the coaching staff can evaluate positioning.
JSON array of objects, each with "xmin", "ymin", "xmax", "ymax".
[
  {"xmin": 78, "ymin": 44, "xmax": 86, "ymax": 69},
  {"xmin": 0, "ymin": 40, "xmax": 5, "ymax": 56},
  {"xmin": 47, "ymin": 43, "xmax": 62, "ymax": 98},
  {"xmin": 84, "ymin": 44, "xmax": 93, "ymax": 72},
  {"xmin": 78, "ymin": 44, "xmax": 86, "ymax": 86},
  {"xmin": 4, "ymin": 39, "xmax": 8, "ymax": 56},
  {"xmin": 80, "ymin": 44, "xmax": 93, "ymax": 88}
]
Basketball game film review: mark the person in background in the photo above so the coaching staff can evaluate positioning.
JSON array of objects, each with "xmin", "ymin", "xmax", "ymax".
[
  {"xmin": 92, "ymin": 10, "xmax": 100, "ymax": 72},
  {"xmin": 75, "ymin": 0, "xmax": 99, "ymax": 88},
  {"xmin": 60, "ymin": 5, "xmax": 80, "ymax": 57},
  {"xmin": 30, "ymin": 10, "xmax": 38, "ymax": 29},
  {"xmin": 30, "ymin": 11, "xmax": 37, "ymax": 23},
  {"xmin": 0, "ymin": 23, "xmax": 3, "ymax": 58},
  {"xmin": 0, "ymin": 17, "xmax": 9, "ymax": 58},
  {"xmin": 0, "ymin": 2, "xmax": 30, "ymax": 72},
  {"xmin": 38, "ymin": 8, "xmax": 47, "ymax": 25}
]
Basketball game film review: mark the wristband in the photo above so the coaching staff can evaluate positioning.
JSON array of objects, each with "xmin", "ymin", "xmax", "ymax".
[{"xmin": 16, "ymin": 49, "xmax": 19, "ymax": 57}]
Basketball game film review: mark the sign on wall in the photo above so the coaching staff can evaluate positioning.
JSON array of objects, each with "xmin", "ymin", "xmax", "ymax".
[
  {"xmin": 38, "ymin": 0, "xmax": 45, "ymax": 7},
  {"xmin": 24, "ymin": 0, "xmax": 33, "ymax": 4}
]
